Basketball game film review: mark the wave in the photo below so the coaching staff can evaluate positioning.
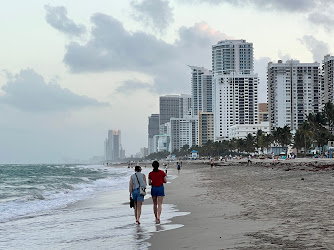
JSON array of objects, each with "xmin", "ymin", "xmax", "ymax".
[{"xmin": 0, "ymin": 166, "xmax": 132, "ymax": 223}]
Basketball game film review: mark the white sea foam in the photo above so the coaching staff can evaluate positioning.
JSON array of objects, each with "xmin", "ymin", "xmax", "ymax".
[{"xmin": 0, "ymin": 166, "xmax": 133, "ymax": 223}]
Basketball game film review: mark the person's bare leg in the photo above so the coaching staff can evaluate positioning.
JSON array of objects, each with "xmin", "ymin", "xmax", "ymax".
[
  {"xmin": 134, "ymin": 202, "xmax": 138, "ymax": 222},
  {"xmin": 156, "ymin": 196, "xmax": 164, "ymax": 223},
  {"xmin": 152, "ymin": 196, "xmax": 158, "ymax": 222},
  {"xmin": 136, "ymin": 201, "xmax": 143, "ymax": 224}
]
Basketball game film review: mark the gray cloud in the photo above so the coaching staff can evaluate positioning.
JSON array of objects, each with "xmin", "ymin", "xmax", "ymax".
[
  {"xmin": 64, "ymin": 14, "xmax": 229, "ymax": 93},
  {"xmin": 299, "ymin": 35, "xmax": 329, "ymax": 62},
  {"xmin": 178, "ymin": 0, "xmax": 316, "ymax": 12},
  {"xmin": 130, "ymin": 0, "xmax": 174, "ymax": 32},
  {"xmin": 308, "ymin": 12, "xmax": 334, "ymax": 32},
  {"xmin": 115, "ymin": 80, "xmax": 155, "ymax": 94},
  {"xmin": 0, "ymin": 69, "xmax": 109, "ymax": 112},
  {"xmin": 45, "ymin": 5, "xmax": 86, "ymax": 36}
]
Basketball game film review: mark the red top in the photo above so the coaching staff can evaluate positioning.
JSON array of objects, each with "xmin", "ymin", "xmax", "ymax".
[{"xmin": 149, "ymin": 170, "xmax": 166, "ymax": 187}]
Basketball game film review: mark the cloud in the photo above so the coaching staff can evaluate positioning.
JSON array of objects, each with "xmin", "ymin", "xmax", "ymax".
[
  {"xmin": 308, "ymin": 12, "xmax": 334, "ymax": 32},
  {"xmin": 45, "ymin": 5, "xmax": 86, "ymax": 36},
  {"xmin": 178, "ymin": 0, "xmax": 316, "ymax": 12},
  {"xmin": 0, "ymin": 69, "xmax": 109, "ymax": 112},
  {"xmin": 130, "ymin": 0, "xmax": 174, "ymax": 33},
  {"xmin": 63, "ymin": 14, "xmax": 229, "ymax": 93},
  {"xmin": 299, "ymin": 35, "xmax": 329, "ymax": 62},
  {"xmin": 115, "ymin": 79, "xmax": 155, "ymax": 94}
]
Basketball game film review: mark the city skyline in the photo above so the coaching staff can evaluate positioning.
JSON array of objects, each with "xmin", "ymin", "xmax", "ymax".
[{"xmin": 0, "ymin": 0, "xmax": 333, "ymax": 163}]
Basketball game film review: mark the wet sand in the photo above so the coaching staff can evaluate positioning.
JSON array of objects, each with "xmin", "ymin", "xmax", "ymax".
[{"xmin": 147, "ymin": 158, "xmax": 334, "ymax": 249}]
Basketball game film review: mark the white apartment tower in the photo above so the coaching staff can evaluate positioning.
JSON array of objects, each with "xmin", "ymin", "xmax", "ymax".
[
  {"xmin": 213, "ymin": 74, "xmax": 259, "ymax": 139},
  {"xmin": 212, "ymin": 39, "xmax": 254, "ymax": 75},
  {"xmin": 189, "ymin": 66, "xmax": 213, "ymax": 115},
  {"xmin": 212, "ymin": 39, "xmax": 258, "ymax": 140},
  {"xmin": 323, "ymin": 55, "xmax": 334, "ymax": 104},
  {"xmin": 170, "ymin": 117, "xmax": 198, "ymax": 152},
  {"xmin": 268, "ymin": 60, "xmax": 321, "ymax": 131}
]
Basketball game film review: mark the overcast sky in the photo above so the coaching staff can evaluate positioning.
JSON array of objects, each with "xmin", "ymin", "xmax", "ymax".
[{"xmin": 0, "ymin": 0, "xmax": 333, "ymax": 163}]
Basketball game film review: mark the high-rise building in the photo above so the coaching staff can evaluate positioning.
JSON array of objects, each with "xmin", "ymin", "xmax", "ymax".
[
  {"xmin": 212, "ymin": 39, "xmax": 258, "ymax": 140},
  {"xmin": 153, "ymin": 135, "xmax": 171, "ymax": 153},
  {"xmin": 259, "ymin": 103, "xmax": 269, "ymax": 123},
  {"xmin": 148, "ymin": 114, "xmax": 160, "ymax": 155},
  {"xmin": 213, "ymin": 73, "xmax": 259, "ymax": 139},
  {"xmin": 170, "ymin": 117, "xmax": 198, "ymax": 152},
  {"xmin": 198, "ymin": 111, "xmax": 214, "ymax": 146},
  {"xmin": 212, "ymin": 39, "xmax": 254, "ymax": 75},
  {"xmin": 268, "ymin": 60, "xmax": 321, "ymax": 131},
  {"xmin": 159, "ymin": 94, "xmax": 192, "ymax": 125},
  {"xmin": 105, "ymin": 129, "xmax": 122, "ymax": 162},
  {"xmin": 189, "ymin": 66, "xmax": 213, "ymax": 116},
  {"xmin": 323, "ymin": 55, "xmax": 334, "ymax": 104}
]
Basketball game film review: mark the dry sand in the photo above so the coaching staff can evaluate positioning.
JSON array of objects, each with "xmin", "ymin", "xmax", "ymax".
[{"xmin": 146, "ymin": 158, "xmax": 334, "ymax": 249}]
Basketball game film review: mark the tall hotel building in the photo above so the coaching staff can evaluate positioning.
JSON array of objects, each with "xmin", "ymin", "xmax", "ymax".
[
  {"xmin": 212, "ymin": 39, "xmax": 259, "ymax": 140},
  {"xmin": 159, "ymin": 94, "xmax": 192, "ymax": 126},
  {"xmin": 189, "ymin": 66, "xmax": 213, "ymax": 115},
  {"xmin": 105, "ymin": 129, "xmax": 122, "ymax": 162},
  {"xmin": 148, "ymin": 114, "xmax": 160, "ymax": 155},
  {"xmin": 268, "ymin": 60, "xmax": 321, "ymax": 131},
  {"xmin": 170, "ymin": 117, "xmax": 198, "ymax": 152},
  {"xmin": 189, "ymin": 66, "xmax": 214, "ymax": 146},
  {"xmin": 323, "ymin": 55, "xmax": 334, "ymax": 104},
  {"xmin": 156, "ymin": 94, "xmax": 192, "ymax": 153}
]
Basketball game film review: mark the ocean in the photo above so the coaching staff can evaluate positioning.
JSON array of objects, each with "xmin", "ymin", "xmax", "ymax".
[{"xmin": 0, "ymin": 164, "xmax": 188, "ymax": 249}]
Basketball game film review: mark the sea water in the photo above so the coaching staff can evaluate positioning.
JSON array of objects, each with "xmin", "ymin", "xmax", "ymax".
[{"xmin": 0, "ymin": 164, "xmax": 188, "ymax": 249}]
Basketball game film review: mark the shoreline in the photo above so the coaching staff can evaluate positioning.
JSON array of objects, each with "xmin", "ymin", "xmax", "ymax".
[{"xmin": 146, "ymin": 158, "xmax": 334, "ymax": 249}]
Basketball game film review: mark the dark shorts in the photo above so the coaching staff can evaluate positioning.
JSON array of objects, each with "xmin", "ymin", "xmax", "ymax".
[
  {"xmin": 151, "ymin": 185, "xmax": 165, "ymax": 197},
  {"xmin": 132, "ymin": 188, "xmax": 144, "ymax": 202}
]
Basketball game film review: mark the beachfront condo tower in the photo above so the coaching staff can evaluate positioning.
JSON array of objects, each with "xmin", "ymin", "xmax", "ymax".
[
  {"xmin": 212, "ymin": 39, "xmax": 254, "ymax": 75},
  {"xmin": 159, "ymin": 94, "xmax": 192, "ymax": 125},
  {"xmin": 105, "ymin": 129, "xmax": 122, "ymax": 162},
  {"xmin": 212, "ymin": 39, "xmax": 259, "ymax": 140},
  {"xmin": 148, "ymin": 114, "xmax": 160, "ymax": 155},
  {"xmin": 213, "ymin": 73, "xmax": 259, "ymax": 140},
  {"xmin": 189, "ymin": 66, "xmax": 213, "ymax": 116},
  {"xmin": 198, "ymin": 111, "xmax": 214, "ymax": 146},
  {"xmin": 323, "ymin": 55, "xmax": 334, "ymax": 104},
  {"xmin": 170, "ymin": 116, "xmax": 198, "ymax": 152},
  {"xmin": 268, "ymin": 60, "xmax": 321, "ymax": 131}
]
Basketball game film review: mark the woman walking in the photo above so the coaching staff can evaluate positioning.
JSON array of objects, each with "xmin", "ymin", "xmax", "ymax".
[
  {"xmin": 129, "ymin": 165, "xmax": 147, "ymax": 224},
  {"xmin": 148, "ymin": 161, "xmax": 167, "ymax": 224}
]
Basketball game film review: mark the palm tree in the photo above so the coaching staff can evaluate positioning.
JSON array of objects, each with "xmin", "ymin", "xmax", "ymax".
[
  {"xmin": 307, "ymin": 112, "xmax": 329, "ymax": 154},
  {"xmin": 244, "ymin": 133, "xmax": 255, "ymax": 153},
  {"xmin": 323, "ymin": 102, "xmax": 334, "ymax": 134},
  {"xmin": 271, "ymin": 126, "xmax": 292, "ymax": 155},
  {"xmin": 294, "ymin": 121, "xmax": 313, "ymax": 156},
  {"xmin": 255, "ymin": 130, "xmax": 264, "ymax": 153}
]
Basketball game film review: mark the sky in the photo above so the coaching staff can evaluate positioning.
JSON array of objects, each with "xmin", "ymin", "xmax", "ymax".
[{"xmin": 0, "ymin": 0, "xmax": 333, "ymax": 163}]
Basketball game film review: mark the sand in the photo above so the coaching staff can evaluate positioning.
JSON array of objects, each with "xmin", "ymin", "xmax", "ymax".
[{"xmin": 146, "ymin": 158, "xmax": 334, "ymax": 249}]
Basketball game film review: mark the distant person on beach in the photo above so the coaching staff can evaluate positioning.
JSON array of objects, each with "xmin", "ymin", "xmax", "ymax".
[
  {"xmin": 164, "ymin": 164, "xmax": 168, "ymax": 175},
  {"xmin": 148, "ymin": 161, "xmax": 167, "ymax": 224},
  {"xmin": 248, "ymin": 155, "xmax": 252, "ymax": 166},
  {"xmin": 210, "ymin": 159, "xmax": 214, "ymax": 168},
  {"xmin": 129, "ymin": 166, "xmax": 147, "ymax": 224},
  {"xmin": 177, "ymin": 162, "xmax": 181, "ymax": 174}
]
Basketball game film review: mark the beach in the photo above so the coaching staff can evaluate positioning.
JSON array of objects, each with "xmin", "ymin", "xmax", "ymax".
[{"xmin": 147, "ymin": 158, "xmax": 334, "ymax": 249}]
